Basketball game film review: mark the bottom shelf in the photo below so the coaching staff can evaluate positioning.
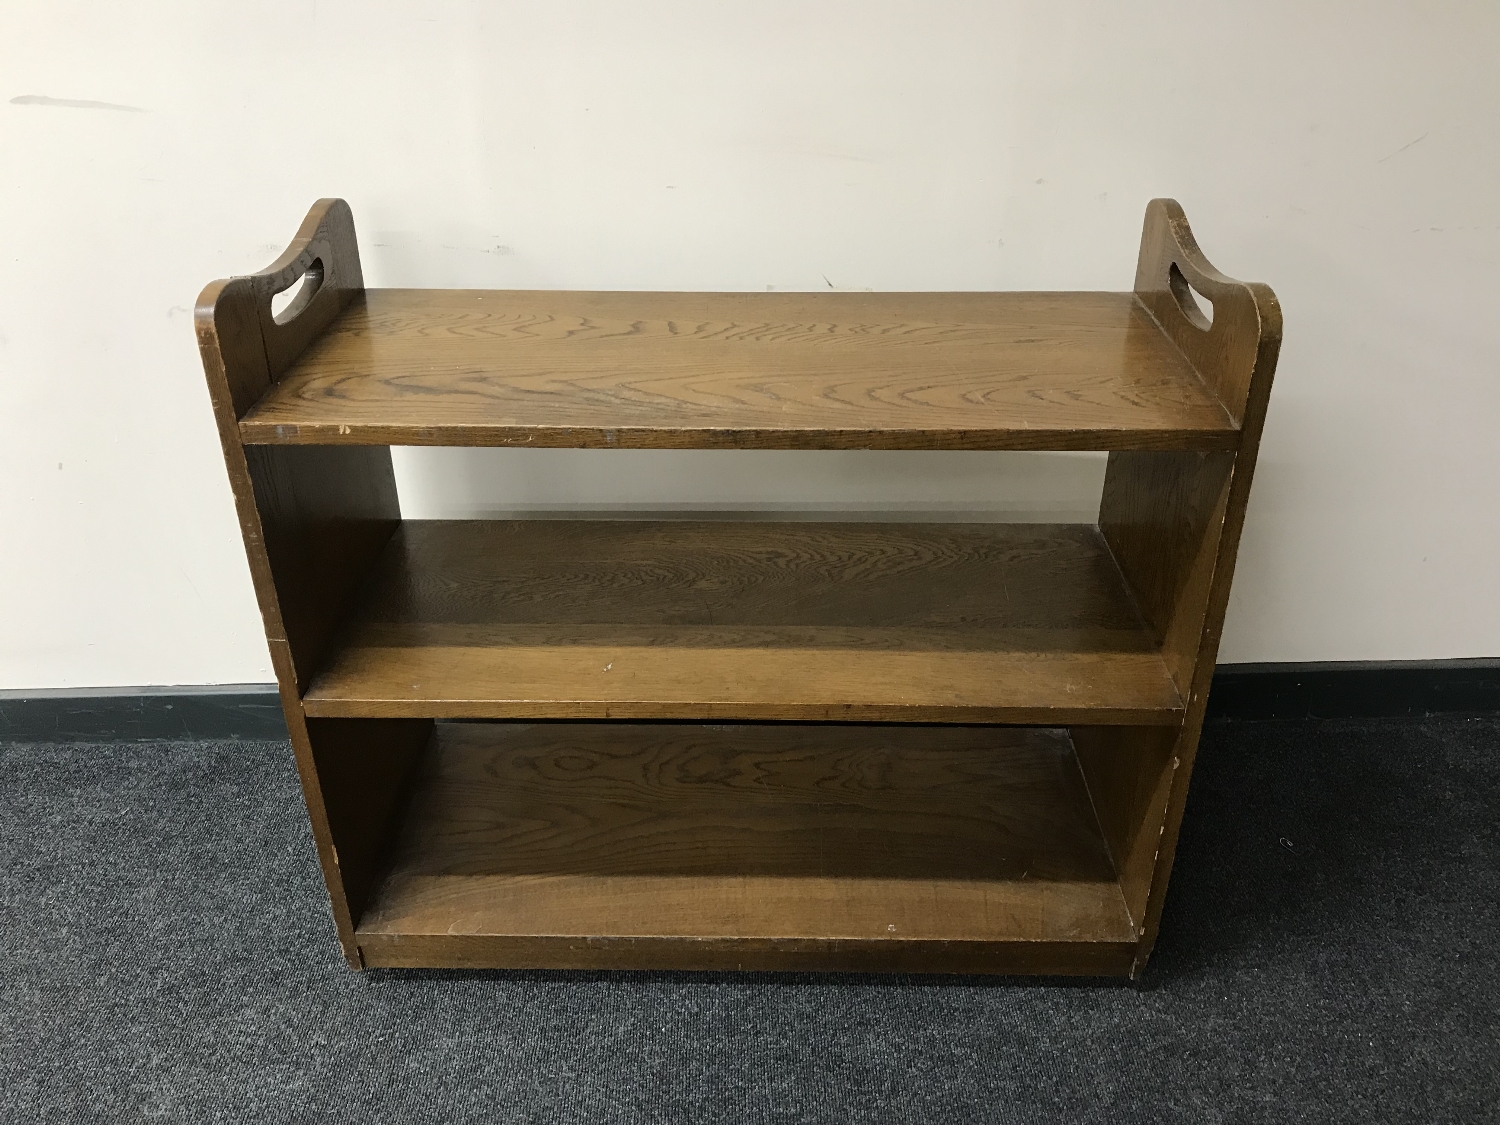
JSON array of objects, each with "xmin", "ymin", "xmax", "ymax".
[{"xmin": 354, "ymin": 722, "xmax": 1140, "ymax": 974}]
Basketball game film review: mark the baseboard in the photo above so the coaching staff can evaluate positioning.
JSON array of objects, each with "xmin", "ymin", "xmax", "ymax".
[
  {"xmin": 1205, "ymin": 659, "xmax": 1500, "ymax": 722},
  {"xmin": 1, "ymin": 660, "xmax": 1497, "ymax": 741},
  {"xmin": 0, "ymin": 684, "xmax": 286, "ymax": 742}
]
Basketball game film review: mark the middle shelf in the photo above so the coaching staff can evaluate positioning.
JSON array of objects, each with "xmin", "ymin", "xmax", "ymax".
[{"xmin": 301, "ymin": 519, "xmax": 1182, "ymax": 725}]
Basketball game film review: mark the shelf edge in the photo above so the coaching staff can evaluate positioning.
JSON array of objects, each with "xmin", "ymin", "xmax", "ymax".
[
  {"xmin": 354, "ymin": 933, "xmax": 1140, "ymax": 975},
  {"xmin": 240, "ymin": 421, "xmax": 1242, "ymax": 452},
  {"xmin": 298, "ymin": 700, "xmax": 1186, "ymax": 724}
]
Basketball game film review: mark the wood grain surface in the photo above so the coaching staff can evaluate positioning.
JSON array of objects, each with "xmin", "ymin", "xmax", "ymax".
[
  {"xmin": 1114, "ymin": 199, "xmax": 1283, "ymax": 971},
  {"xmin": 304, "ymin": 717, "xmax": 433, "ymax": 928},
  {"xmin": 196, "ymin": 196, "xmax": 1280, "ymax": 976},
  {"xmin": 237, "ymin": 290, "xmax": 1238, "ymax": 450},
  {"xmin": 301, "ymin": 520, "xmax": 1183, "ymax": 724},
  {"xmin": 355, "ymin": 934, "xmax": 1139, "ymax": 974},
  {"xmin": 195, "ymin": 199, "xmax": 393, "ymax": 966},
  {"xmin": 354, "ymin": 722, "xmax": 1135, "ymax": 969},
  {"xmin": 1071, "ymin": 724, "xmax": 1178, "ymax": 928}
]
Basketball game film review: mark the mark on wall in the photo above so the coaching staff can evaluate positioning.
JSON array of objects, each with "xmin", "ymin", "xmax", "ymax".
[
  {"xmin": 1377, "ymin": 132, "xmax": 1428, "ymax": 163},
  {"xmin": 10, "ymin": 94, "xmax": 147, "ymax": 112}
]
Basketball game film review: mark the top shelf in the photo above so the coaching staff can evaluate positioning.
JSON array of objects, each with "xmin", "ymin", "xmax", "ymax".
[{"xmin": 237, "ymin": 289, "xmax": 1237, "ymax": 451}]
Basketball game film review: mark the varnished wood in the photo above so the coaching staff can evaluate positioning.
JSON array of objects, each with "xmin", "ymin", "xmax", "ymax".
[
  {"xmin": 301, "ymin": 520, "xmax": 1184, "ymax": 724},
  {"xmin": 236, "ymin": 290, "xmax": 1238, "ymax": 450},
  {"xmin": 354, "ymin": 722, "xmax": 1135, "ymax": 970},
  {"xmin": 195, "ymin": 201, "xmax": 409, "ymax": 966},
  {"xmin": 242, "ymin": 446, "xmax": 401, "ymax": 691},
  {"xmin": 1098, "ymin": 198, "xmax": 1282, "ymax": 970},
  {"xmin": 357, "ymin": 934, "xmax": 1138, "ymax": 975},
  {"xmin": 196, "ymin": 203, "xmax": 401, "ymax": 691},
  {"xmin": 1071, "ymin": 725, "xmax": 1178, "ymax": 927},
  {"xmin": 195, "ymin": 197, "xmax": 1281, "ymax": 977},
  {"xmin": 196, "ymin": 199, "xmax": 363, "ymax": 417},
  {"xmin": 1134, "ymin": 199, "xmax": 1277, "ymax": 427},
  {"xmin": 1099, "ymin": 450, "xmax": 1235, "ymax": 693},
  {"xmin": 304, "ymin": 718, "xmax": 433, "ymax": 927}
]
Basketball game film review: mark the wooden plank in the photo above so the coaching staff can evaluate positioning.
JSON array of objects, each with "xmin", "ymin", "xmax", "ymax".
[
  {"xmin": 304, "ymin": 718, "xmax": 434, "ymax": 926},
  {"xmin": 244, "ymin": 446, "xmax": 401, "ymax": 692},
  {"xmin": 1098, "ymin": 199, "xmax": 1283, "ymax": 973},
  {"xmin": 1071, "ymin": 725, "xmax": 1178, "ymax": 928},
  {"xmin": 301, "ymin": 520, "xmax": 1183, "ymax": 724},
  {"xmin": 354, "ymin": 722, "xmax": 1137, "ymax": 970},
  {"xmin": 1098, "ymin": 449, "xmax": 1235, "ymax": 694},
  {"xmin": 194, "ymin": 199, "xmax": 407, "ymax": 967},
  {"xmin": 238, "ymin": 290, "xmax": 1238, "ymax": 450},
  {"xmin": 357, "ymin": 934, "xmax": 1139, "ymax": 975}
]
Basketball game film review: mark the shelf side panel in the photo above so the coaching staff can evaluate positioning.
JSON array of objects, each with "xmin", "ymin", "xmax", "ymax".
[
  {"xmin": 243, "ymin": 445, "xmax": 401, "ymax": 692},
  {"xmin": 1104, "ymin": 199, "xmax": 1283, "ymax": 971},
  {"xmin": 195, "ymin": 199, "xmax": 408, "ymax": 966},
  {"xmin": 305, "ymin": 718, "xmax": 433, "ymax": 928},
  {"xmin": 1099, "ymin": 450, "xmax": 1236, "ymax": 695},
  {"xmin": 1071, "ymin": 725, "xmax": 1179, "ymax": 927}
]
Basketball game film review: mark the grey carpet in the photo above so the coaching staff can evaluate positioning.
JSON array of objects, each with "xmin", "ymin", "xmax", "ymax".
[{"xmin": 2, "ymin": 716, "xmax": 1497, "ymax": 1124}]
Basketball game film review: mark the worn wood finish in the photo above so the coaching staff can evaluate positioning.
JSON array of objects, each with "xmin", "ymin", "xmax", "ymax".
[
  {"xmin": 237, "ymin": 290, "xmax": 1237, "ymax": 450},
  {"xmin": 304, "ymin": 718, "xmax": 433, "ymax": 927},
  {"xmin": 301, "ymin": 520, "xmax": 1183, "ymax": 724},
  {"xmin": 357, "ymin": 934, "xmax": 1139, "ymax": 975},
  {"xmin": 191, "ymin": 206, "xmax": 401, "ymax": 691},
  {"xmin": 195, "ymin": 201, "xmax": 408, "ymax": 966},
  {"xmin": 197, "ymin": 199, "xmax": 364, "ymax": 417},
  {"xmin": 197, "ymin": 197, "xmax": 1280, "ymax": 976},
  {"xmin": 1099, "ymin": 198, "xmax": 1282, "ymax": 970},
  {"xmin": 243, "ymin": 446, "xmax": 400, "ymax": 691},
  {"xmin": 353, "ymin": 722, "xmax": 1135, "ymax": 969},
  {"xmin": 1071, "ymin": 725, "xmax": 1178, "ymax": 927},
  {"xmin": 1099, "ymin": 450, "xmax": 1235, "ymax": 693},
  {"xmin": 1134, "ymin": 199, "xmax": 1274, "ymax": 427}
]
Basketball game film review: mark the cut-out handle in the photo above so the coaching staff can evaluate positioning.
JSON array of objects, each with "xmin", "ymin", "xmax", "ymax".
[
  {"xmin": 196, "ymin": 198, "xmax": 362, "ymax": 408},
  {"xmin": 271, "ymin": 258, "xmax": 324, "ymax": 325},
  {"xmin": 1168, "ymin": 262, "xmax": 1213, "ymax": 330},
  {"xmin": 1133, "ymin": 198, "xmax": 1280, "ymax": 427}
]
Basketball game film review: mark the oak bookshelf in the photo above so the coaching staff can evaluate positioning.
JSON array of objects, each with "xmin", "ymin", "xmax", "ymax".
[{"xmin": 197, "ymin": 198, "xmax": 1279, "ymax": 976}]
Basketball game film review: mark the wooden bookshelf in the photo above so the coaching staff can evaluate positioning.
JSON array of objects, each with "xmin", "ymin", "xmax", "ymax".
[{"xmin": 197, "ymin": 197, "xmax": 1280, "ymax": 976}]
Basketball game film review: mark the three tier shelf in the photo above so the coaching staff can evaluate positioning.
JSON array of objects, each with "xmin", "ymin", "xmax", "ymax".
[{"xmin": 197, "ymin": 198, "xmax": 1279, "ymax": 976}]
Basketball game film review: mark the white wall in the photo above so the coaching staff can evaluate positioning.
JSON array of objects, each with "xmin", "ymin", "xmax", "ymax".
[{"xmin": 2, "ymin": 1, "xmax": 1496, "ymax": 689}]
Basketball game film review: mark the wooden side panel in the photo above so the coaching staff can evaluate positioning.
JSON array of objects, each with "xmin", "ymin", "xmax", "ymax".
[
  {"xmin": 244, "ymin": 445, "xmax": 400, "ymax": 692},
  {"xmin": 245, "ymin": 197, "xmax": 365, "ymax": 384},
  {"xmin": 1100, "ymin": 199, "xmax": 1282, "ymax": 972},
  {"xmin": 1099, "ymin": 450, "xmax": 1234, "ymax": 693},
  {"xmin": 195, "ymin": 199, "xmax": 410, "ymax": 967},
  {"xmin": 1071, "ymin": 726, "xmax": 1177, "ymax": 927},
  {"xmin": 1134, "ymin": 198, "xmax": 1275, "ymax": 426},
  {"xmin": 304, "ymin": 718, "xmax": 434, "ymax": 927},
  {"xmin": 196, "ymin": 199, "xmax": 398, "ymax": 687}
]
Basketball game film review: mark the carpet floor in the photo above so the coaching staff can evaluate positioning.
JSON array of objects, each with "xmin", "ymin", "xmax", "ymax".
[{"xmin": 2, "ymin": 716, "xmax": 1497, "ymax": 1123}]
